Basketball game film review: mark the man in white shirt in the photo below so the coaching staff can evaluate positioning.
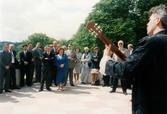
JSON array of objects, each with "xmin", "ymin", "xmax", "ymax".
[{"xmin": 8, "ymin": 44, "xmax": 20, "ymax": 89}]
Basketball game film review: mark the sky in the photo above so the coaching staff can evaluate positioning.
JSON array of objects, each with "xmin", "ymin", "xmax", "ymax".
[{"xmin": 0, "ymin": 0, "xmax": 100, "ymax": 42}]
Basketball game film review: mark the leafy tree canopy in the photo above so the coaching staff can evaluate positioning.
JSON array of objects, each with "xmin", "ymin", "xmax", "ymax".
[{"xmin": 71, "ymin": 0, "xmax": 167, "ymax": 53}]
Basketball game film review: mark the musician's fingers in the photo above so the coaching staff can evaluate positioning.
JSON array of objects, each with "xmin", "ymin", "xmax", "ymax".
[{"xmin": 108, "ymin": 44, "xmax": 111, "ymax": 49}]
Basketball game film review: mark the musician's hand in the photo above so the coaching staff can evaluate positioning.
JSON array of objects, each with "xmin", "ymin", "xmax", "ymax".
[{"xmin": 103, "ymin": 44, "xmax": 113, "ymax": 56}]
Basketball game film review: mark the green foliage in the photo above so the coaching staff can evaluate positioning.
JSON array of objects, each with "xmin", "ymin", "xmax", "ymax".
[
  {"xmin": 27, "ymin": 33, "xmax": 55, "ymax": 50},
  {"xmin": 16, "ymin": 33, "xmax": 55, "ymax": 58},
  {"xmin": 71, "ymin": 0, "xmax": 167, "ymax": 51}
]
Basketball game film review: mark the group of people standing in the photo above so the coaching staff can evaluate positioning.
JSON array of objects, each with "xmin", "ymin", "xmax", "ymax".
[{"xmin": 0, "ymin": 41, "xmax": 104, "ymax": 93}]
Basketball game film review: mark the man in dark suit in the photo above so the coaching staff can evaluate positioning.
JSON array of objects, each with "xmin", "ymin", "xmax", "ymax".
[
  {"xmin": 28, "ymin": 42, "xmax": 34, "ymax": 85},
  {"xmin": 8, "ymin": 44, "xmax": 20, "ymax": 89},
  {"xmin": 50, "ymin": 41, "xmax": 59, "ymax": 86},
  {"xmin": 33, "ymin": 42, "xmax": 43, "ymax": 83},
  {"xmin": 19, "ymin": 44, "xmax": 32, "ymax": 87},
  {"xmin": 39, "ymin": 45, "xmax": 54, "ymax": 92},
  {"xmin": 0, "ymin": 43, "xmax": 12, "ymax": 94}
]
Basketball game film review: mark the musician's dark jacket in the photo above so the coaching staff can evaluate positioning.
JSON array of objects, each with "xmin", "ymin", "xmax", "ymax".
[{"xmin": 105, "ymin": 30, "xmax": 167, "ymax": 114}]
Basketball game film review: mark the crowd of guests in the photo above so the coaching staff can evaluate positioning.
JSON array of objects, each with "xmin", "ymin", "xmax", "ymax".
[{"xmin": 0, "ymin": 40, "xmax": 133, "ymax": 94}]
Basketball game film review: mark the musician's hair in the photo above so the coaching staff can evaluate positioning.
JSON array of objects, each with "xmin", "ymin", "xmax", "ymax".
[{"xmin": 149, "ymin": 4, "xmax": 167, "ymax": 29}]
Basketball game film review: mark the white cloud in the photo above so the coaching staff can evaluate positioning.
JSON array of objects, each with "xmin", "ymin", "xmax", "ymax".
[{"xmin": 0, "ymin": 0, "xmax": 99, "ymax": 42}]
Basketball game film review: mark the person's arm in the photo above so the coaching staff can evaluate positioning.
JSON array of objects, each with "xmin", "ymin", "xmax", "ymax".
[
  {"xmin": 20, "ymin": 52, "xmax": 25, "ymax": 63},
  {"xmin": 0, "ymin": 52, "xmax": 6, "ymax": 68},
  {"xmin": 63, "ymin": 54, "xmax": 68, "ymax": 67},
  {"xmin": 54, "ymin": 55, "xmax": 61, "ymax": 67},
  {"xmin": 103, "ymin": 37, "xmax": 151, "ymax": 80}
]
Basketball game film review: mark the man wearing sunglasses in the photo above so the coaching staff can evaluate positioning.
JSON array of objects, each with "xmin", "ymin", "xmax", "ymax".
[{"xmin": 110, "ymin": 40, "xmax": 130, "ymax": 95}]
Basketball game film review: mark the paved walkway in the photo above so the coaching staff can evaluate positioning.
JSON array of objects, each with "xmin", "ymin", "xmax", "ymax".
[{"xmin": 0, "ymin": 82, "xmax": 132, "ymax": 114}]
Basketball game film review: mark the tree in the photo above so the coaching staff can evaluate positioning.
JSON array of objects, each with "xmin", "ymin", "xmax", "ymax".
[
  {"xmin": 16, "ymin": 33, "xmax": 56, "ymax": 58},
  {"xmin": 71, "ymin": 0, "xmax": 167, "ymax": 52}
]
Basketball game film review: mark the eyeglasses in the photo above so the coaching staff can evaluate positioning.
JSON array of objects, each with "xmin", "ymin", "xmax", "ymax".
[{"xmin": 119, "ymin": 43, "xmax": 123, "ymax": 45}]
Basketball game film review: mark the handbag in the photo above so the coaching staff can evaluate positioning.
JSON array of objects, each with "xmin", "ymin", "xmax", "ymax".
[{"xmin": 88, "ymin": 61, "xmax": 92, "ymax": 68}]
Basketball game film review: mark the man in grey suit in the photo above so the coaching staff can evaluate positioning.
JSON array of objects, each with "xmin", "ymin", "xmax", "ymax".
[
  {"xmin": 65, "ymin": 44, "xmax": 76, "ymax": 86},
  {"xmin": 0, "ymin": 43, "xmax": 12, "ymax": 94},
  {"xmin": 33, "ymin": 42, "xmax": 43, "ymax": 83}
]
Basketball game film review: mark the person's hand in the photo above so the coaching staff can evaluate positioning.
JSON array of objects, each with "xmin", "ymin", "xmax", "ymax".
[
  {"xmin": 82, "ymin": 59, "xmax": 86, "ymax": 62},
  {"xmin": 40, "ymin": 57, "xmax": 42, "ymax": 61},
  {"xmin": 94, "ymin": 59, "xmax": 98, "ymax": 62},
  {"xmin": 5, "ymin": 66, "xmax": 9, "ymax": 70},
  {"xmin": 103, "ymin": 44, "xmax": 113, "ymax": 56},
  {"xmin": 70, "ymin": 58, "xmax": 73, "ymax": 61},
  {"xmin": 32, "ymin": 58, "xmax": 34, "ymax": 62},
  {"xmin": 24, "ymin": 61, "xmax": 28, "ymax": 65},
  {"xmin": 60, "ymin": 64, "xmax": 64, "ymax": 68},
  {"xmin": 45, "ymin": 58, "xmax": 48, "ymax": 60}
]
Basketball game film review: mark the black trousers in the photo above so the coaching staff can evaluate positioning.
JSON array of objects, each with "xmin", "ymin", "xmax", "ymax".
[
  {"xmin": 20, "ymin": 65, "xmax": 31, "ymax": 86},
  {"xmin": 30, "ymin": 62, "xmax": 34, "ymax": 85},
  {"xmin": 35, "ymin": 62, "xmax": 42, "ymax": 82},
  {"xmin": 0, "ymin": 69, "xmax": 10, "ymax": 92},
  {"xmin": 112, "ymin": 77, "xmax": 127, "ymax": 92},
  {"xmin": 65, "ymin": 68, "xmax": 74, "ymax": 85},
  {"xmin": 51, "ymin": 65, "xmax": 56, "ymax": 85},
  {"xmin": 40, "ymin": 65, "xmax": 52, "ymax": 90},
  {"xmin": 103, "ymin": 75, "xmax": 110, "ymax": 86},
  {"xmin": 10, "ymin": 63, "xmax": 17, "ymax": 87}
]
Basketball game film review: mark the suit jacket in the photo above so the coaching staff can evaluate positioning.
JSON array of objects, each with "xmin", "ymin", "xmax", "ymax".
[
  {"xmin": 50, "ymin": 48, "xmax": 57, "ymax": 55},
  {"xmin": 0, "ymin": 50, "xmax": 12, "ymax": 71},
  {"xmin": 19, "ymin": 50, "xmax": 32, "ymax": 66},
  {"xmin": 90, "ymin": 53, "xmax": 102, "ymax": 69},
  {"xmin": 66, "ymin": 50, "xmax": 76, "ymax": 68},
  {"xmin": 33, "ymin": 47, "xmax": 43, "ymax": 65},
  {"xmin": 42, "ymin": 52, "xmax": 54, "ymax": 66}
]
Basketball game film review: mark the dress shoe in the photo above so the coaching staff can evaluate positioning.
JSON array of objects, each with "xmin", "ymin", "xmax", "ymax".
[
  {"xmin": 38, "ymin": 89, "xmax": 43, "ymax": 92},
  {"xmin": 20, "ymin": 84, "xmax": 25, "ymax": 87},
  {"xmin": 91, "ymin": 83, "xmax": 94, "ymax": 86},
  {"xmin": 5, "ymin": 90, "xmax": 12, "ymax": 93},
  {"xmin": 14, "ymin": 86, "xmax": 21, "ymax": 89},
  {"xmin": 27, "ymin": 85, "xmax": 31, "ymax": 87},
  {"xmin": 9, "ymin": 86, "xmax": 14, "ymax": 89},
  {"xmin": 71, "ymin": 84, "xmax": 75, "ymax": 86},
  {"xmin": 47, "ymin": 88, "xmax": 52, "ymax": 91},
  {"xmin": 123, "ymin": 92, "xmax": 128, "ymax": 95},
  {"xmin": 102, "ymin": 84, "xmax": 107, "ymax": 87},
  {"xmin": 109, "ymin": 90, "xmax": 115, "ymax": 93}
]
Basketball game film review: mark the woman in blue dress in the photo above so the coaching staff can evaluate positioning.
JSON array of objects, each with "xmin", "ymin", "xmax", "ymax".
[{"xmin": 55, "ymin": 47, "xmax": 68, "ymax": 91}]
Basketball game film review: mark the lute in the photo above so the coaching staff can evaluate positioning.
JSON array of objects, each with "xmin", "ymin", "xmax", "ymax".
[{"xmin": 86, "ymin": 21, "xmax": 127, "ymax": 61}]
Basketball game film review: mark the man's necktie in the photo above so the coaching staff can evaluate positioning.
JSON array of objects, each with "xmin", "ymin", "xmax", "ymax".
[{"xmin": 24, "ymin": 51, "xmax": 26, "ymax": 58}]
